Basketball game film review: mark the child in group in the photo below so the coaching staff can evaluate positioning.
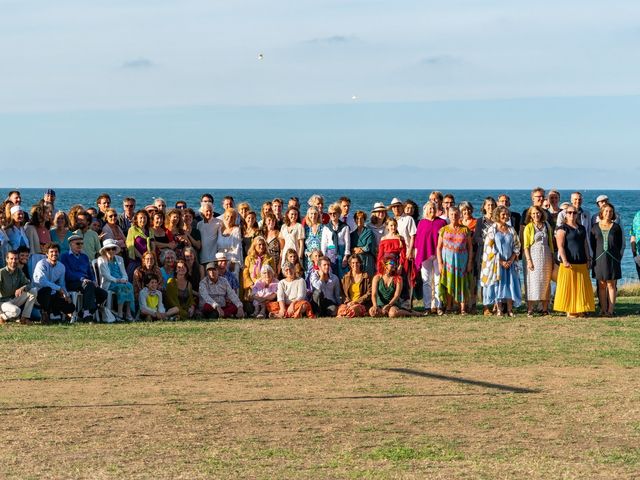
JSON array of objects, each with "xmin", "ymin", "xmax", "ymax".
[
  {"xmin": 251, "ymin": 265, "xmax": 279, "ymax": 318},
  {"xmin": 138, "ymin": 274, "xmax": 179, "ymax": 321},
  {"xmin": 304, "ymin": 249, "xmax": 322, "ymax": 289}
]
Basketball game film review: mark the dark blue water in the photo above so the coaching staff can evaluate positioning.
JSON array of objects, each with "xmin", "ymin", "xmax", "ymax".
[{"xmin": 10, "ymin": 188, "xmax": 640, "ymax": 282}]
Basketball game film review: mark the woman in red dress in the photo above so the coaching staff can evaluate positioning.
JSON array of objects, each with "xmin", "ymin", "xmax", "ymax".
[{"xmin": 376, "ymin": 218, "xmax": 408, "ymax": 276}]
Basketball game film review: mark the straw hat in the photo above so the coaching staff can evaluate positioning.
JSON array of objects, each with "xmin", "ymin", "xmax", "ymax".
[
  {"xmin": 371, "ymin": 202, "xmax": 387, "ymax": 213},
  {"xmin": 388, "ymin": 198, "xmax": 403, "ymax": 208}
]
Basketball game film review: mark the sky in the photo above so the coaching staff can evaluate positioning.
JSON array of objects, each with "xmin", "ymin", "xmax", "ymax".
[{"xmin": 1, "ymin": 0, "xmax": 639, "ymax": 188}]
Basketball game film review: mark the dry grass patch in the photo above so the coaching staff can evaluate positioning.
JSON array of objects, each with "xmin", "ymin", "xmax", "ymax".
[{"xmin": 1, "ymin": 298, "xmax": 640, "ymax": 478}]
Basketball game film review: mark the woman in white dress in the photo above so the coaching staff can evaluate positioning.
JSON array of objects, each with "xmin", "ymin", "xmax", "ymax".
[
  {"xmin": 522, "ymin": 206, "xmax": 554, "ymax": 316},
  {"xmin": 279, "ymin": 207, "xmax": 305, "ymax": 270},
  {"xmin": 217, "ymin": 208, "xmax": 243, "ymax": 281}
]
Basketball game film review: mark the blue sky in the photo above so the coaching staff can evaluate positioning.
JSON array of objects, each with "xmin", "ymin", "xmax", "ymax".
[{"xmin": 1, "ymin": 0, "xmax": 639, "ymax": 188}]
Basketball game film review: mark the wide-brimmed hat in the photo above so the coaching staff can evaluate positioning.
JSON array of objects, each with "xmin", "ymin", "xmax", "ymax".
[
  {"xmin": 388, "ymin": 198, "xmax": 403, "ymax": 208},
  {"xmin": 214, "ymin": 252, "xmax": 227, "ymax": 262},
  {"xmin": 100, "ymin": 238, "xmax": 121, "ymax": 255},
  {"xmin": 371, "ymin": 202, "xmax": 387, "ymax": 213},
  {"xmin": 595, "ymin": 194, "xmax": 609, "ymax": 204}
]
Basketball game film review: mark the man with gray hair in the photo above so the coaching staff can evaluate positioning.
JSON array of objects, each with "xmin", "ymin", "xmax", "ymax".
[{"xmin": 306, "ymin": 194, "xmax": 329, "ymax": 224}]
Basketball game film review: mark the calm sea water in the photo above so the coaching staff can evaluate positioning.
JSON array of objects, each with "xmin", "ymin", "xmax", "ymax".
[{"xmin": 11, "ymin": 188, "xmax": 640, "ymax": 283}]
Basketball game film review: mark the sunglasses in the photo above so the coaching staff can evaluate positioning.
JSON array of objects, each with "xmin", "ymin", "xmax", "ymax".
[{"xmin": 566, "ymin": 211, "xmax": 577, "ymax": 215}]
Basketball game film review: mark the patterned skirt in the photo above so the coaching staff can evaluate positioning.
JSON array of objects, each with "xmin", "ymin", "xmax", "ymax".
[{"xmin": 526, "ymin": 242, "xmax": 552, "ymax": 301}]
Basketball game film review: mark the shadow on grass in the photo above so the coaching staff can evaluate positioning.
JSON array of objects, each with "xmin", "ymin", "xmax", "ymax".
[
  {"xmin": 383, "ymin": 367, "xmax": 541, "ymax": 394},
  {"xmin": 0, "ymin": 391, "xmax": 526, "ymax": 411}
]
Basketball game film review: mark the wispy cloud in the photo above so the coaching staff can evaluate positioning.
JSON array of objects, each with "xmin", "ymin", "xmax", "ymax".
[
  {"xmin": 304, "ymin": 35, "xmax": 358, "ymax": 45},
  {"xmin": 121, "ymin": 58, "xmax": 155, "ymax": 69},
  {"xmin": 419, "ymin": 54, "xmax": 461, "ymax": 66}
]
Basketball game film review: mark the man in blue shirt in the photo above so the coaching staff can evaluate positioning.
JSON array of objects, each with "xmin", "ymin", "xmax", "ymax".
[
  {"xmin": 310, "ymin": 257, "xmax": 341, "ymax": 317},
  {"xmin": 61, "ymin": 235, "xmax": 108, "ymax": 321},
  {"xmin": 33, "ymin": 243, "xmax": 75, "ymax": 323}
]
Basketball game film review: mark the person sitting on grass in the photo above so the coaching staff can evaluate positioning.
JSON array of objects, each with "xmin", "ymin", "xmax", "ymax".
[
  {"xmin": 337, "ymin": 254, "xmax": 371, "ymax": 318},
  {"xmin": 251, "ymin": 264, "xmax": 278, "ymax": 318},
  {"xmin": 138, "ymin": 273, "xmax": 178, "ymax": 321},
  {"xmin": 269, "ymin": 261, "xmax": 314, "ymax": 318},
  {"xmin": 165, "ymin": 259, "xmax": 196, "ymax": 319},
  {"xmin": 310, "ymin": 256, "xmax": 341, "ymax": 317},
  {"xmin": 369, "ymin": 253, "xmax": 417, "ymax": 318},
  {"xmin": 199, "ymin": 262, "xmax": 245, "ymax": 319}
]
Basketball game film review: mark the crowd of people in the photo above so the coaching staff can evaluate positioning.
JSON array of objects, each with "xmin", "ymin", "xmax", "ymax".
[{"xmin": 0, "ymin": 187, "xmax": 637, "ymax": 324}]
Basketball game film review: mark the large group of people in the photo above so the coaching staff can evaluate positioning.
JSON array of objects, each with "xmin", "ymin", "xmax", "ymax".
[{"xmin": 0, "ymin": 187, "xmax": 635, "ymax": 325}]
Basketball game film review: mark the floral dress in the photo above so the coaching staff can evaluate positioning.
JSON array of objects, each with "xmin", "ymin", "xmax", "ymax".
[
  {"xmin": 438, "ymin": 225, "xmax": 472, "ymax": 303},
  {"xmin": 304, "ymin": 223, "xmax": 324, "ymax": 269},
  {"xmin": 481, "ymin": 224, "xmax": 522, "ymax": 306}
]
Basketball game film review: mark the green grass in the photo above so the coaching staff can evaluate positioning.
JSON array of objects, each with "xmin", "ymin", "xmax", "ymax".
[
  {"xmin": 592, "ymin": 447, "xmax": 640, "ymax": 466},
  {"xmin": 367, "ymin": 439, "xmax": 464, "ymax": 462},
  {"xmin": 1, "ymin": 297, "xmax": 640, "ymax": 479}
]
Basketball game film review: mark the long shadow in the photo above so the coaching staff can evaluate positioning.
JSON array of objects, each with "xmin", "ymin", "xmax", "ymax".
[
  {"xmin": 382, "ymin": 368, "xmax": 541, "ymax": 394},
  {"xmin": 0, "ymin": 391, "xmax": 521, "ymax": 412}
]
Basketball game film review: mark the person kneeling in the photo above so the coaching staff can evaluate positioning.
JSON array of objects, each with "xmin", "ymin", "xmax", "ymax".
[
  {"xmin": 199, "ymin": 262, "xmax": 245, "ymax": 319},
  {"xmin": 139, "ymin": 274, "xmax": 178, "ymax": 321},
  {"xmin": 310, "ymin": 257, "xmax": 341, "ymax": 317}
]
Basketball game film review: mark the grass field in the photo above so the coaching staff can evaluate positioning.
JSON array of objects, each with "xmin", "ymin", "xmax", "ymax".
[{"xmin": 1, "ymin": 299, "xmax": 640, "ymax": 479}]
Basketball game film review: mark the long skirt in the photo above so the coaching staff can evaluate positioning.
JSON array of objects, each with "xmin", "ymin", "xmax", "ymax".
[
  {"xmin": 109, "ymin": 282, "xmax": 135, "ymax": 305},
  {"xmin": 553, "ymin": 263, "xmax": 595, "ymax": 314}
]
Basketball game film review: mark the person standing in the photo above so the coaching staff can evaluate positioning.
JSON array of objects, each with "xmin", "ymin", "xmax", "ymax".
[
  {"xmin": 522, "ymin": 206, "xmax": 554, "ymax": 316},
  {"xmin": 590, "ymin": 203, "xmax": 624, "ymax": 316},
  {"xmin": 553, "ymin": 206, "xmax": 595, "ymax": 318},
  {"xmin": 437, "ymin": 208, "xmax": 473, "ymax": 315},
  {"xmin": 74, "ymin": 211, "xmax": 101, "ymax": 260},
  {"xmin": 631, "ymin": 208, "xmax": 640, "ymax": 280}
]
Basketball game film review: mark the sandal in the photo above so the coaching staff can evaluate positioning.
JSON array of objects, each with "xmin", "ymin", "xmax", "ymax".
[
  {"xmin": 483, "ymin": 308, "xmax": 492, "ymax": 316},
  {"xmin": 437, "ymin": 308, "xmax": 444, "ymax": 316},
  {"xmin": 541, "ymin": 311, "xmax": 549, "ymax": 316},
  {"xmin": 527, "ymin": 311, "xmax": 534, "ymax": 318},
  {"xmin": 508, "ymin": 311, "xmax": 515, "ymax": 318}
]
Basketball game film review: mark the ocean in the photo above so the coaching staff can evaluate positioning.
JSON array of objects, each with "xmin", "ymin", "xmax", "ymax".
[{"xmin": 10, "ymin": 188, "xmax": 640, "ymax": 283}]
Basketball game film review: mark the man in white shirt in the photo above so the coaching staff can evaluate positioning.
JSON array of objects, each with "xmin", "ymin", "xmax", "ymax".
[{"xmin": 389, "ymin": 198, "xmax": 416, "ymax": 261}]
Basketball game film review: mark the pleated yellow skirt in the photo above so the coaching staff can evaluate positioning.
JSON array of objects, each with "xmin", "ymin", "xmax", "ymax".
[{"xmin": 553, "ymin": 263, "xmax": 596, "ymax": 314}]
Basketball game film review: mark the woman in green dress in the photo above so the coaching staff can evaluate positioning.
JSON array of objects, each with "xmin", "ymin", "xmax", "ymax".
[{"xmin": 369, "ymin": 253, "xmax": 417, "ymax": 318}]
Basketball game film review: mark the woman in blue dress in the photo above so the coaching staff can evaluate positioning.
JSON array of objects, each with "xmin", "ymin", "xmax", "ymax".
[
  {"xmin": 303, "ymin": 206, "xmax": 324, "ymax": 270},
  {"xmin": 480, "ymin": 206, "xmax": 522, "ymax": 316}
]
